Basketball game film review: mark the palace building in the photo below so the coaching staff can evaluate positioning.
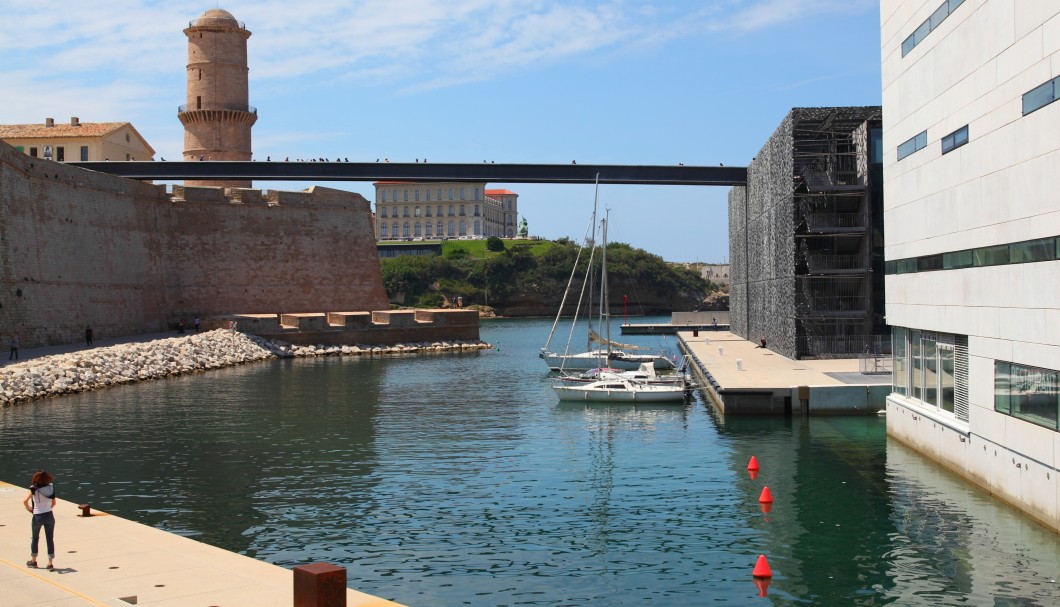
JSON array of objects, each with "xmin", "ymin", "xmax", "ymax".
[
  {"xmin": 0, "ymin": 117, "xmax": 154, "ymax": 162},
  {"xmin": 374, "ymin": 181, "xmax": 519, "ymax": 240}
]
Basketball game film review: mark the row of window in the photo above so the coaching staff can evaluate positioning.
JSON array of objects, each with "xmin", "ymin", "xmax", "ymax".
[
  {"xmin": 995, "ymin": 360, "xmax": 1060, "ymax": 431},
  {"xmin": 379, "ymin": 187, "xmax": 481, "ymax": 203},
  {"xmin": 892, "ymin": 327, "xmax": 966, "ymax": 421},
  {"xmin": 885, "ymin": 235, "xmax": 1060, "ymax": 275},
  {"xmin": 16, "ymin": 145, "xmax": 92, "ymax": 161},
  {"xmin": 379, "ymin": 204, "xmax": 483, "ymax": 219},
  {"xmin": 897, "ymin": 70, "xmax": 1060, "ymax": 162},
  {"xmin": 380, "ymin": 220, "xmax": 479, "ymax": 238},
  {"xmin": 901, "ymin": 0, "xmax": 965, "ymax": 57}
]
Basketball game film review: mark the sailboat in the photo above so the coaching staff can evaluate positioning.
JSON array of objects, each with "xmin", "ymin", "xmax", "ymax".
[{"xmin": 540, "ymin": 184, "xmax": 677, "ymax": 374}]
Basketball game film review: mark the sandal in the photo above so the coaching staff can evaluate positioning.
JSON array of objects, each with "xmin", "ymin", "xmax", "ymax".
[
  {"xmin": 46, "ymin": 564, "xmax": 54, "ymax": 571},
  {"xmin": 26, "ymin": 560, "xmax": 37, "ymax": 568}
]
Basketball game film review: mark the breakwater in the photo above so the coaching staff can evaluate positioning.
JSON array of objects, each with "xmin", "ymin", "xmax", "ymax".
[{"xmin": 0, "ymin": 329, "xmax": 490, "ymax": 406}]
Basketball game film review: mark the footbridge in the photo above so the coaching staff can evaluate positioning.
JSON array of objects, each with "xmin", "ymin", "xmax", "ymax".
[{"xmin": 67, "ymin": 161, "xmax": 747, "ymax": 186}]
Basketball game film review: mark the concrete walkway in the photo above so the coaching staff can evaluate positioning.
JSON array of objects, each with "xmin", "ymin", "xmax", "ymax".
[
  {"xmin": 680, "ymin": 330, "xmax": 891, "ymax": 414},
  {"xmin": 1, "ymin": 332, "xmax": 181, "ymax": 366},
  {"xmin": 0, "ymin": 481, "xmax": 404, "ymax": 606}
]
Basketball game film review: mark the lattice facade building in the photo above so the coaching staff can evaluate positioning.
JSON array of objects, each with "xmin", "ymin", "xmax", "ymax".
[{"xmin": 729, "ymin": 107, "xmax": 885, "ymax": 359}]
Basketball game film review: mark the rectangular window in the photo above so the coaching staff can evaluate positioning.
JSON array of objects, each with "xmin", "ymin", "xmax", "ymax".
[
  {"xmin": 415, "ymin": 190, "xmax": 420, "ymax": 202},
  {"xmin": 1010, "ymin": 238, "xmax": 1055, "ymax": 263},
  {"xmin": 1023, "ymin": 77, "xmax": 1058, "ymax": 116},
  {"xmin": 973, "ymin": 244, "xmax": 1009, "ymax": 267},
  {"xmin": 942, "ymin": 249, "xmax": 973, "ymax": 269},
  {"xmin": 996, "ymin": 361, "xmax": 1060, "ymax": 430},
  {"xmin": 923, "ymin": 335, "xmax": 938, "ymax": 407},
  {"xmin": 29, "ymin": 147, "xmax": 38, "ymax": 157},
  {"xmin": 893, "ymin": 327, "xmax": 908, "ymax": 396},
  {"xmin": 57, "ymin": 147, "xmax": 65, "ymax": 162},
  {"xmin": 912, "ymin": 330, "xmax": 923, "ymax": 401},
  {"xmin": 426, "ymin": 189, "xmax": 431, "ymax": 202},
  {"xmin": 941, "ymin": 125, "xmax": 969, "ymax": 154},
  {"xmin": 380, "ymin": 207, "xmax": 387, "ymax": 218},
  {"xmin": 403, "ymin": 189, "xmax": 408, "ymax": 202},
  {"xmin": 940, "ymin": 345, "xmax": 955, "ymax": 414},
  {"xmin": 460, "ymin": 188, "xmax": 466, "ymax": 201},
  {"xmin": 897, "ymin": 130, "xmax": 928, "ymax": 160},
  {"xmin": 80, "ymin": 146, "xmax": 89, "ymax": 161}
]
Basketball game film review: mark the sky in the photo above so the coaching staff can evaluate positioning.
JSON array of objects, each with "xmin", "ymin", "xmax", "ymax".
[{"xmin": 0, "ymin": 0, "xmax": 883, "ymax": 263}]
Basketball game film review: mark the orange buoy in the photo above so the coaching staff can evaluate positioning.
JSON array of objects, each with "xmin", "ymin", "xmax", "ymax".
[
  {"xmin": 758, "ymin": 486, "xmax": 774, "ymax": 504},
  {"xmin": 752, "ymin": 554, "xmax": 772, "ymax": 578},
  {"xmin": 747, "ymin": 456, "xmax": 760, "ymax": 471},
  {"xmin": 748, "ymin": 469, "xmax": 759, "ymax": 481},
  {"xmin": 759, "ymin": 501, "xmax": 773, "ymax": 515},
  {"xmin": 753, "ymin": 575, "xmax": 771, "ymax": 597}
]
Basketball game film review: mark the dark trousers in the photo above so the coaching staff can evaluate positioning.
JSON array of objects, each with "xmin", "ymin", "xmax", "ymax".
[
  {"xmin": 8, "ymin": 347, "xmax": 16, "ymax": 360},
  {"xmin": 31, "ymin": 511, "xmax": 55, "ymax": 558}
]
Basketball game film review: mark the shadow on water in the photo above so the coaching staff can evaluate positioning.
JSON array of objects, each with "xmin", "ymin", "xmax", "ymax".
[{"xmin": 1, "ymin": 317, "xmax": 1059, "ymax": 606}]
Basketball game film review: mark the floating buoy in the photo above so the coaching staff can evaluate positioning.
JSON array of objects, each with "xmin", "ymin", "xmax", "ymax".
[
  {"xmin": 753, "ymin": 554, "xmax": 772, "ymax": 578},
  {"xmin": 748, "ymin": 469, "xmax": 759, "ymax": 481},
  {"xmin": 758, "ymin": 486, "xmax": 774, "ymax": 503},
  {"xmin": 747, "ymin": 456, "xmax": 760, "ymax": 471},
  {"xmin": 759, "ymin": 501, "xmax": 772, "ymax": 515}
]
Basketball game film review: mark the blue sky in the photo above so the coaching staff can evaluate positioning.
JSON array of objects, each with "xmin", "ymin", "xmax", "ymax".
[{"xmin": 1, "ymin": 0, "xmax": 882, "ymax": 262}]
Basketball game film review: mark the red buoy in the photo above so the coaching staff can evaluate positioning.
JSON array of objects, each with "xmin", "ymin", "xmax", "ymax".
[
  {"xmin": 747, "ymin": 456, "xmax": 760, "ymax": 471},
  {"xmin": 752, "ymin": 554, "xmax": 772, "ymax": 578},
  {"xmin": 759, "ymin": 501, "xmax": 773, "ymax": 515},
  {"xmin": 758, "ymin": 486, "xmax": 774, "ymax": 503},
  {"xmin": 748, "ymin": 469, "xmax": 759, "ymax": 481}
]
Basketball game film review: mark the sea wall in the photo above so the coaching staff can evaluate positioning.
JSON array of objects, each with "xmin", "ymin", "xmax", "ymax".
[{"xmin": 0, "ymin": 141, "xmax": 389, "ymax": 347}]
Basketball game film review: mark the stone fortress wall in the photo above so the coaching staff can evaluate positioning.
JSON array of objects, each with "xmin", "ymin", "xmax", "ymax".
[{"xmin": 0, "ymin": 141, "xmax": 389, "ymax": 347}]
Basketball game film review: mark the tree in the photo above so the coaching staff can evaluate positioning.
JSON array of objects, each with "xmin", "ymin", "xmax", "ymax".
[{"xmin": 486, "ymin": 236, "xmax": 505, "ymax": 252}]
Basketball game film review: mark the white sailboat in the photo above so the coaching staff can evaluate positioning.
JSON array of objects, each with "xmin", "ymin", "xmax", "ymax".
[{"xmin": 540, "ymin": 181, "xmax": 676, "ymax": 373}]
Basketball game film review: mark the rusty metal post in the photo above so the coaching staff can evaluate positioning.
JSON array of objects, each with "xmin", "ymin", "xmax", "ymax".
[{"xmin": 293, "ymin": 563, "xmax": 346, "ymax": 607}]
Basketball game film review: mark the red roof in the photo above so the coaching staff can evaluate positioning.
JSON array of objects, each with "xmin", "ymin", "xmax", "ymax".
[
  {"xmin": 0, "ymin": 122, "xmax": 129, "ymax": 139},
  {"xmin": 485, "ymin": 189, "xmax": 516, "ymax": 195}
]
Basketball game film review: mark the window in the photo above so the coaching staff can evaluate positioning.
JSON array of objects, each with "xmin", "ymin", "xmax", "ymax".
[
  {"xmin": 448, "ymin": 220, "xmax": 455, "ymax": 236},
  {"xmin": 448, "ymin": 205, "xmax": 454, "ymax": 216},
  {"xmin": 474, "ymin": 204, "xmax": 480, "ymax": 216},
  {"xmin": 893, "ymin": 327, "xmax": 907, "ymax": 396},
  {"xmin": 939, "ymin": 344, "xmax": 955, "ymax": 414},
  {"xmin": 1023, "ymin": 76, "xmax": 1059, "ymax": 116},
  {"xmin": 403, "ymin": 222, "xmax": 410, "ymax": 238},
  {"xmin": 403, "ymin": 189, "xmax": 408, "ymax": 202},
  {"xmin": 56, "ymin": 147, "xmax": 64, "ymax": 161},
  {"xmin": 460, "ymin": 205, "xmax": 466, "ymax": 216},
  {"xmin": 437, "ymin": 222, "xmax": 444, "ymax": 236},
  {"xmin": 459, "ymin": 221, "xmax": 467, "ymax": 236},
  {"xmin": 80, "ymin": 146, "xmax": 89, "ymax": 161},
  {"xmin": 923, "ymin": 335, "xmax": 938, "ymax": 407},
  {"xmin": 380, "ymin": 224, "xmax": 388, "ymax": 237},
  {"xmin": 897, "ymin": 130, "xmax": 927, "ymax": 160},
  {"xmin": 380, "ymin": 207, "xmax": 387, "ymax": 218},
  {"xmin": 473, "ymin": 220, "xmax": 481, "ymax": 234},
  {"xmin": 973, "ymin": 244, "xmax": 1009, "ymax": 267},
  {"xmin": 425, "ymin": 223, "xmax": 433, "ymax": 237},
  {"xmin": 29, "ymin": 147, "xmax": 37, "ymax": 157},
  {"xmin": 902, "ymin": 0, "xmax": 965, "ymax": 57},
  {"xmin": 996, "ymin": 361, "xmax": 1060, "ymax": 430},
  {"xmin": 911, "ymin": 330, "xmax": 923, "ymax": 401},
  {"xmin": 426, "ymin": 189, "xmax": 431, "ymax": 202},
  {"xmin": 414, "ymin": 222, "xmax": 421, "ymax": 237},
  {"xmin": 437, "ymin": 188, "xmax": 443, "ymax": 200},
  {"xmin": 1010, "ymin": 238, "xmax": 1056, "ymax": 263},
  {"xmin": 415, "ymin": 189, "xmax": 420, "ymax": 202},
  {"xmin": 941, "ymin": 125, "xmax": 969, "ymax": 154},
  {"xmin": 425, "ymin": 206, "xmax": 432, "ymax": 218},
  {"xmin": 448, "ymin": 188, "xmax": 454, "ymax": 200},
  {"xmin": 437, "ymin": 205, "xmax": 443, "ymax": 217},
  {"xmin": 474, "ymin": 188, "xmax": 481, "ymax": 201},
  {"xmin": 414, "ymin": 206, "xmax": 421, "ymax": 217},
  {"xmin": 403, "ymin": 206, "xmax": 410, "ymax": 218},
  {"xmin": 391, "ymin": 223, "xmax": 398, "ymax": 237}
]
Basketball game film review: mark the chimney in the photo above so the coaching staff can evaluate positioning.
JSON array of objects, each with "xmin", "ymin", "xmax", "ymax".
[
  {"xmin": 45, "ymin": 117, "xmax": 54, "ymax": 127},
  {"xmin": 70, "ymin": 117, "xmax": 80, "ymax": 126}
]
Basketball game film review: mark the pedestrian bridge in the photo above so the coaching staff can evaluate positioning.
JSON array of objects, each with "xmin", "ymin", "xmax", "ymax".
[{"xmin": 67, "ymin": 161, "xmax": 747, "ymax": 186}]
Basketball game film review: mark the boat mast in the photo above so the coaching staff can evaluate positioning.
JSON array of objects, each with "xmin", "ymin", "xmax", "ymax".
[{"xmin": 601, "ymin": 210, "xmax": 611, "ymax": 356}]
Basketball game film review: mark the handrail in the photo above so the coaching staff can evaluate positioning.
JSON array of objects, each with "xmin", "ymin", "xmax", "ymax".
[{"xmin": 178, "ymin": 103, "xmax": 257, "ymax": 115}]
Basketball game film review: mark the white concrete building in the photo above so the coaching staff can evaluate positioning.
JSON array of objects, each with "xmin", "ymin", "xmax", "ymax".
[{"xmin": 882, "ymin": 0, "xmax": 1060, "ymax": 531}]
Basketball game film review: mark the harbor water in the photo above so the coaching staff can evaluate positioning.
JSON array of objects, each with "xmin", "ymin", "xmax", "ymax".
[{"xmin": 1, "ymin": 317, "xmax": 1059, "ymax": 605}]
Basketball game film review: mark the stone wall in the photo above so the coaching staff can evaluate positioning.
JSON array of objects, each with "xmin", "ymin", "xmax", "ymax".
[{"xmin": 0, "ymin": 141, "xmax": 389, "ymax": 347}]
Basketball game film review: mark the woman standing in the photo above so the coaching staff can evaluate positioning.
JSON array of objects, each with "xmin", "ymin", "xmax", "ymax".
[{"xmin": 22, "ymin": 470, "xmax": 56, "ymax": 570}]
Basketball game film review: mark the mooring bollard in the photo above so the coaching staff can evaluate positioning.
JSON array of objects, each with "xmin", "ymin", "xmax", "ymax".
[
  {"xmin": 78, "ymin": 503, "xmax": 93, "ymax": 517},
  {"xmin": 294, "ymin": 562, "xmax": 346, "ymax": 607}
]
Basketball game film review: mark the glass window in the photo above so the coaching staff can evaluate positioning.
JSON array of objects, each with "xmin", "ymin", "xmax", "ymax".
[
  {"xmin": 448, "ymin": 220, "xmax": 455, "ymax": 236},
  {"xmin": 415, "ymin": 189, "xmax": 420, "ymax": 202},
  {"xmin": 893, "ymin": 327, "xmax": 908, "ymax": 396},
  {"xmin": 940, "ymin": 345, "xmax": 955, "ymax": 413},
  {"xmin": 999, "ymin": 362, "xmax": 1060, "ymax": 430},
  {"xmin": 923, "ymin": 335, "xmax": 938, "ymax": 407},
  {"xmin": 414, "ymin": 222, "xmax": 421, "ymax": 236},
  {"xmin": 941, "ymin": 125, "xmax": 969, "ymax": 154},
  {"xmin": 1010, "ymin": 238, "xmax": 1055, "ymax": 263},
  {"xmin": 80, "ymin": 146, "xmax": 89, "ymax": 161},
  {"xmin": 912, "ymin": 330, "xmax": 923, "ymax": 401},
  {"xmin": 942, "ymin": 249, "xmax": 973, "ymax": 269},
  {"xmin": 426, "ymin": 206, "xmax": 432, "ymax": 217},
  {"xmin": 460, "ymin": 205, "xmax": 466, "ymax": 216},
  {"xmin": 403, "ymin": 189, "xmax": 408, "ymax": 202},
  {"xmin": 448, "ymin": 188, "xmax": 453, "ymax": 200},
  {"xmin": 380, "ymin": 224, "xmax": 388, "ymax": 237},
  {"xmin": 437, "ymin": 188, "xmax": 442, "ymax": 200},
  {"xmin": 437, "ymin": 205, "xmax": 443, "ymax": 217},
  {"xmin": 974, "ymin": 244, "xmax": 1009, "ymax": 267},
  {"xmin": 460, "ymin": 188, "xmax": 466, "ymax": 201},
  {"xmin": 425, "ymin": 223, "xmax": 433, "ymax": 237},
  {"xmin": 459, "ymin": 221, "xmax": 467, "ymax": 236},
  {"xmin": 426, "ymin": 189, "xmax": 431, "ymax": 201},
  {"xmin": 403, "ymin": 206, "xmax": 409, "ymax": 218},
  {"xmin": 403, "ymin": 222, "xmax": 410, "ymax": 238},
  {"xmin": 29, "ymin": 147, "xmax": 37, "ymax": 157},
  {"xmin": 414, "ymin": 206, "xmax": 421, "ymax": 217},
  {"xmin": 1023, "ymin": 78, "xmax": 1058, "ymax": 116},
  {"xmin": 380, "ymin": 207, "xmax": 387, "ymax": 218},
  {"xmin": 448, "ymin": 205, "xmax": 454, "ymax": 216},
  {"xmin": 897, "ymin": 130, "xmax": 928, "ymax": 160},
  {"xmin": 437, "ymin": 221, "xmax": 444, "ymax": 236}
]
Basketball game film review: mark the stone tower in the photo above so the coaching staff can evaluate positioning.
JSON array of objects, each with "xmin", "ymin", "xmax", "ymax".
[{"xmin": 178, "ymin": 8, "xmax": 256, "ymax": 188}]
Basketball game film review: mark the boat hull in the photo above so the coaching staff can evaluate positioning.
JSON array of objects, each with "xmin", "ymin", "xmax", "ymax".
[
  {"xmin": 551, "ymin": 384, "xmax": 687, "ymax": 403},
  {"xmin": 542, "ymin": 351, "xmax": 675, "ymax": 371}
]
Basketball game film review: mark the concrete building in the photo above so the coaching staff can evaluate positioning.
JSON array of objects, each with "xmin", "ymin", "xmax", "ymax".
[
  {"xmin": 178, "ymin": 8, "xmax": 256, "ymax": 188},
  {"xmin": 882, "ymin": 0, "xmax": 1060, "ymax": 532},
  {"xmin": 693, "ymin": 263, "xmax": 731, "ymax": 288},
  {"xmin": 374, "ymin": 181, "xmax": 519, "ymax": 240},
  {"xmin": 728, "ymin": 107, "xmax": 886, "ymax": 360},
  {"xmin": 0, "ymin": 117, "xmax": 154, "ymax": 162}
]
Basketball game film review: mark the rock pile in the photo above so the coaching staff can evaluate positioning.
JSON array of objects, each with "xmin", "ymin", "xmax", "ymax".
[{"xmin": 0, "ymin": 330, "xmax": 491, "ymax": 407}]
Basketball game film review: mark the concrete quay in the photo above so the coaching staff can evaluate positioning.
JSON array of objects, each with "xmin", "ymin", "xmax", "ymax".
[
  {"xmin": 0, "ymin": 481, "xmax": 403, "ymax": 607},
  {"xmin": 678, "ymin": 330, "xmax": 891, "ymax": 415}
]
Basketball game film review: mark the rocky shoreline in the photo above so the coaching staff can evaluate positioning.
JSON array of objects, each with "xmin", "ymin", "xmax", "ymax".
[{"xmin": 0, "ymin": 329, "xmax": 492, "ymax": 407}]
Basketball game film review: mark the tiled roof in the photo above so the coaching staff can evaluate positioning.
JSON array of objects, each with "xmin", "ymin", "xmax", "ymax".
[
  {"xmin": 485, "ymin": 189, "xmax": 516, "ymax": 195},
  {"xmin": 0, "ymin": 122, "xmax": 128, "ymax": 139}
]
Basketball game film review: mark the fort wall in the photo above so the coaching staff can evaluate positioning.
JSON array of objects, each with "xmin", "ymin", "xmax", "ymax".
[{"xmin": 0, "ymin": 141, "xmax": 389, "ymax": 347}]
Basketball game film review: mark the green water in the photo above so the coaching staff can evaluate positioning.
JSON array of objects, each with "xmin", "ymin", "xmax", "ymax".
[{"xmin": 1, "ymin": 317, "xmax": 1059, "ymax": 605}]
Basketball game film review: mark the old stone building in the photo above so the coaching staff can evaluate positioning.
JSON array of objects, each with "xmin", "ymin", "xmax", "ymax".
[
  {"xmin": 0, "ymin": 117, "xmax": 155, "ymax": 162},
  {"xmin": 728, "ymin": 107, "xmax": 885, "ymax": 359},
  {"xmin": 178, "ymin": 8, "xmax": 256, "ymax": 187},
  {"xmin": 374, "ymin": 181, "xmax": 519, "ymax": 239}
]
